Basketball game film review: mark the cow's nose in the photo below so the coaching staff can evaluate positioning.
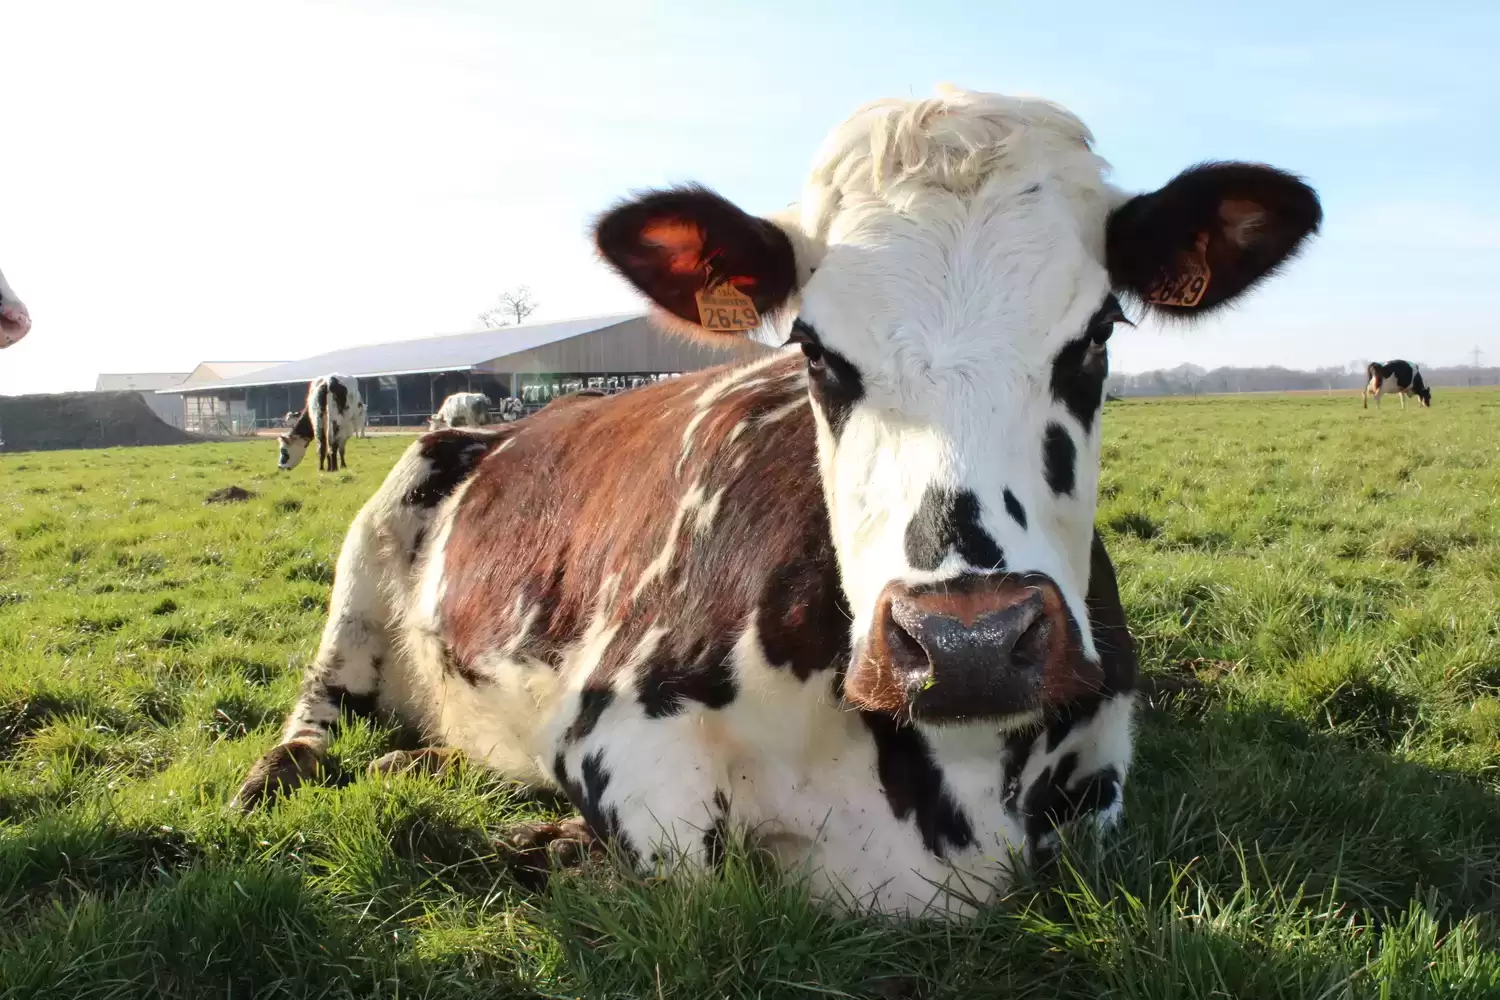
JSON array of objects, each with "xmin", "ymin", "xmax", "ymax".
[{"xmin": 846, "ymin": 574, "xmax": 1097, "ymax": 721}]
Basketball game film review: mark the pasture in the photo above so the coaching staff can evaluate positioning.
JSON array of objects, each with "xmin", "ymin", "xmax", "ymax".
[{"xmin": 2, "ymin": 389, "xmax": 1498, "ymax": 999}]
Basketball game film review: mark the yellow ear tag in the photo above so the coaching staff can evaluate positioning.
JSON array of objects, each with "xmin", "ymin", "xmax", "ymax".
[
  {"xmin": 1145, "ymin": 233, "xmax": 1212, "ymax": 307},
  {"xmin": 694, "ymin": 283, "xmax": 761, "ymax": 332}
]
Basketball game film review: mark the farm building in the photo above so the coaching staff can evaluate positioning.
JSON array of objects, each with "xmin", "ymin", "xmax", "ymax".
[
  {"xmin": 95, "ymin": 362, "xmax": 284, "ymax": 430},
  {"xmin": 156, "ymin": 314, "xmax": 773, "ymax": 433}
]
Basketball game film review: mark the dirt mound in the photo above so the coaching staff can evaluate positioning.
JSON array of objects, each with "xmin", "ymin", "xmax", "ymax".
[
  {"xmin": 204, "ymin": 485, "xmax": 255, "ymax": 504},
  {"xmin": 0, "ymin": 391, "xmax": 205, "ymax": 453}
]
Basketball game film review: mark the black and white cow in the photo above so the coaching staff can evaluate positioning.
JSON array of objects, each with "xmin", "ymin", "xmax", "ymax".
[
  {"xmin": 1364, "ymin": 360, "xmax": 1431, "ymax": 409},
  {"xmin": 235, "ymin": 87, "xmax": 1321, "ymax": 918},
  {"xmin": 277, "ymin": 374, "xmax": 363, "ymax": 472},
  {"xmin": 498, "ymin": 396, "xmax": 526, "ymax": 423},
  {"xmin": 428, "ymin": 392, "xmax": 490, "ymax": 431},
  {"xmin": 0, "ymin": 267, "xmax": 31, "ymax": 349}
]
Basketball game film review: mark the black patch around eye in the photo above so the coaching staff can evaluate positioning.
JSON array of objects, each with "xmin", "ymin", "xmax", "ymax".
[
  {"xmin": 905, "ymin": 486, "xmax": 1005, "ymax": 572},
  {"xmin": 794, "ymin": 320, "xmax": 865, "ymax": 437},
  {"xmin": 1003, "ymin": 489, "xmax": 1027, "ymax": 530},
  {"xmin": 1043, "ymin": 423, "xmax": 1076, "ymax": 496},
  {"xmin": 1049, "ymin": 298, "xmax": 1118, "ymax": 431}
]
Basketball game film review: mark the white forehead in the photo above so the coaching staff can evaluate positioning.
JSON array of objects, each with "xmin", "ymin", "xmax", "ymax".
[{"xmin": 780, "ymin": 87, "xmax": 1121, "ymax": 364}]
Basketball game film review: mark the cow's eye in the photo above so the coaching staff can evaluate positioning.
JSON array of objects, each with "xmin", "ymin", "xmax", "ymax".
[
  {"xmin": 787, "ymin": 319, "xmax": 825, "ymax": 369},
  {"xmin": 1089, "ymin": 295, "xmax": 1130, "ymax": 345}
]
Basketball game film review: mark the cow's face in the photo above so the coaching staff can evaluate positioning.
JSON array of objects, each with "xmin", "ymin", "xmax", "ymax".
[
  {"xmin": 277, "ymin": 434, "xmax": 309, "ymax": 471},
  {"xmin": 597, "ymin": 89, "xmax": 1320, "ymax": 726}
]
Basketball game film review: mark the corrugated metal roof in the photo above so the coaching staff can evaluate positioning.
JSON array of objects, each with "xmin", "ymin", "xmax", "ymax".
[
  {"xmin": 182, "ymin": 361, "xmax": 286, "ymax": 385},
  {"xmin": 160, "ymin": 313, "xmax": 643, "ymax": 393}
]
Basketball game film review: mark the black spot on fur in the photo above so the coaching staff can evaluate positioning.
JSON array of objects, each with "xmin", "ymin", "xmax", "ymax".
[
  {"xmin": 1049, "ymin": 298, "xmax": 1118, "ymax": 430},
  {"xmin": 321, "ymin": 684, "xmax": 378, "ymax": 720},
  {"xmin": 409, "ymin": 527, "xmax": 426, "ymax": 566},
  {"xmin": 638, "ymin": 638, "xmax": 738, "ymax": 718},
  {"xmin": 904, "ymin": 486, "xmax": 1004, "ymax": 572},
  {"xmin": 1042, "ymin": 423, "xmax": 1076, "ymax": 496},
  {"xmin": 328, "ymin": 377, "xmax": 350, "ymax": 411},
  {"xmin": 794, "ymin": 323, "xmax": 865, "ymax": 437},
  {"xmin": 439, "ymin": 641, "xmax": 487, "ymax": 687},
  {"xmin": 860, "ymin": 713, "xmax": 975, "ymax": 858},
  {"xmin": 566, "ymin": 686, "xmax": 613, "ymax": 743},
  {"xmin": 1021, "ymin": 754, "xmax": 1120, "ymax": 848},
  {"xmin": 1002, "ymin": 489, "xmax": 1027, "ymax": 530},
  {"xmin": 403, "ymin": 433, "xmax": 495, "ymax": 508},
  {"xmin": 756, "ymin": 538, "xmax": 849, "ymax": 680},
  {"xmin": 1044, "ymin": 694, "xmax": 1103, "ymax": 753},
  {"xmin": 703, "ymin": 789, "xmax": 731, "ymax": 870},
  {"xmin": 553, "ymin": 751, "xmax": 635, "ymax": 865}
]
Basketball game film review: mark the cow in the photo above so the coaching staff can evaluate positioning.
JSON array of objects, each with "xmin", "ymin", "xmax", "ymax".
[
  {"xmin": 352, "ymin": 397, "xmax": 369, "ymax": 438},
  {"xmin": 281, "ymin": 411, "xmax": 300, "ymax": 428},
  {"xmin": 498, "ymin": 396, "xmax": 527, "ymax": 422},
  {"xmin": 0, "ymin": 267, "xmax": 31, "ymax": 349},
  {"xmin": 277, "ymin": 374, "xmax": 363, "ymax": 472},
  {"xmin": 1364, "ymin": 360, "xmax": 1431, "ymax": 409},
  {"xmin": 233, "ymin": 87, "xmax": 1321, "ymax": 918},
  {"xmin": 428, "ymin": 392, "xmax": 490, "ymax": 431}
]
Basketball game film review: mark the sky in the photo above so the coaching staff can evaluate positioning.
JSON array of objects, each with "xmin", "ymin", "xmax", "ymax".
[{"xmin": 1, "ymin": 0, "xmax": 1497, "ymax": 395}]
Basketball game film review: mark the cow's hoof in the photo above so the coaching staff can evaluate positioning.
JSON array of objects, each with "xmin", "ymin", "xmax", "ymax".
[
  {"xmin": 496, "ymin": 816, "xmax": 601, "ymax": 890},
  {"xmin": 368, "ymin": 747, "xmax": 463, "ymax": 779},
  {"xmin": 231, "ymin": 738, "xmax": 326, "ymax": 812}
]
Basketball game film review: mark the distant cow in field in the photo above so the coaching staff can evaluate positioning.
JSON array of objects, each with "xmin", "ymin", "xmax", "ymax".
[
  {"xmin": 235, "ymin": 87, "xmax": 1321, "ymax": 917},
  {"xmin": 0, "ymin": 267, "xmax": 31, "ymax": 349},
  {"xmin": 352, "ymin": 397, "xmax": 369, "ymax": 438},
  {"xmin": 428, "ymin": 392, "xmax": 490, "ymax": 431},
  {"xmin": 278, "ymin": 374, "xmax": 363, "ymax": 472},
  {"xmin": 1364, "ymin": 360, "xmax": 1431, "ymax": 409},
  {"xmin": 281, "ymin": 412, "xmax": 299, "ymax": 428}
]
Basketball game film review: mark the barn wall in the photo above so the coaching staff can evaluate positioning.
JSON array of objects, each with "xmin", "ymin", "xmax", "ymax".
[{"xmin": 481, "ymin": 317, "xmax": 771, "ymax": 375}]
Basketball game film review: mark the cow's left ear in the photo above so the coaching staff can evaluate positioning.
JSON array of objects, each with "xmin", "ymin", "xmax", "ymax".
[
  {"xmin": 1106, "ymin": 163, "xmax": 1321, "ymax": 319},
  {"xmin": 595, "ymin": 185, "xmax": 801, "ymax": 339}
]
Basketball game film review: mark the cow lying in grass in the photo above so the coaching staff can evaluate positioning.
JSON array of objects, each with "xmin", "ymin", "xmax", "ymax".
[{"xmin": 236, "ymin": 86, "xmax": 1320, "ymax": 917}]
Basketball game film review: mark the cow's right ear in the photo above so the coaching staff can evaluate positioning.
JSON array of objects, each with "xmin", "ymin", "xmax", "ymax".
[{"xmin": 595, "ymin": 185, "xmax": 800, "ymax": 339}]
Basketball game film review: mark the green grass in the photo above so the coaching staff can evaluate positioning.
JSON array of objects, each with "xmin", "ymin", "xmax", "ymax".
[{"xmin": 2, "ymin": 391, "xmax": 1499, "ymax": 998}]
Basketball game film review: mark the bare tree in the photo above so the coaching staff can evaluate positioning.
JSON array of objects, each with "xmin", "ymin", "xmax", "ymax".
[{"xmin": 477, "ymin": 286, "xmax": 538, "ymax": 328}]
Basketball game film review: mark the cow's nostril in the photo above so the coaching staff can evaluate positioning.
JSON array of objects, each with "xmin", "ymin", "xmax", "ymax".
[{"xmin": 1011, "ymin": 615, "xmax": 1050, "ymax": 672}]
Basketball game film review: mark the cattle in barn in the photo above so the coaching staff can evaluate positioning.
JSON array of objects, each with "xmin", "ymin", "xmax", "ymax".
[
  {"xmin": 277, "ymin": 374, "xmax": 363, "ymax": 472},
  {"xmin": 234, "ymin": 86, "xmax": 1321, "ymax": 917},
  {"xmin": 0, "ymin": 267, "xmax": 31, "ymax": 349},
  {"xmin": 498, "ymin": 396, "xmax": 527, "ymax": 422},
  {"xmin": 428, "ymin": 392, "xmax": 490, "ymax": 431},
  {"xmin": 1364, "ymin": 360, "xmax": 1431, "ymax": 409}
]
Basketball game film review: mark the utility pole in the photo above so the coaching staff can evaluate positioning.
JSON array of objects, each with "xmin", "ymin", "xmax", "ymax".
[{"xmin": 1470, "ymin": 346, "xmax": 1484, "ymax": 386}]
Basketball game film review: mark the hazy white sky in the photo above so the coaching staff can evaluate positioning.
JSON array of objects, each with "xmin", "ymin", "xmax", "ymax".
[{"xmin": 2, "ymin": 0, "xmax": 1496, "ymax": 394}]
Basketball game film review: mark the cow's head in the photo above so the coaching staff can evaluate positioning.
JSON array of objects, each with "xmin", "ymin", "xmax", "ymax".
[
  {"xmin": 597, "ymin": 88, "xmax": 1320, "ymax": 726},
  {"xmin": 277, "ymin": 431, "xmax": 311, "ymax": 471},
  {"xmin": 1413, "ymin": 369, "xmax": 1432, "ymax": 407},
  {"xmin": 0, "ymin": 268, "xmax": 31, "ymax": 350}
]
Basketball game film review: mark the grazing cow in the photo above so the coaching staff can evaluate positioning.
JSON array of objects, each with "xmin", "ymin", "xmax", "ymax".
[
  {"xmin": 0, "ymin": 267, "xmax": 31, "ymax": 349},
  {"xmin": 428, "ymin": 392, "xmax": 490, "ymax": 431},
  {"xmin": 1364, "ymin": 360, "xmax": 1431, "ymax": 409},
  {"xmin": 235, "ymin": 87, "xmax": 1321, "ymax": 917},
  {"xmin": 498, "ymin": 396, "xmax": 527, "ymax": 422},
  {"xmin": 277, "ymin": 374, "xmax": 362, "ymax": 472}
]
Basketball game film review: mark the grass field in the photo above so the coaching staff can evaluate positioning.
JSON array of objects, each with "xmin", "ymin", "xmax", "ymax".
[{"xmin": 2, "ymin": 390, "xmax": 1499, "ymax": 999}]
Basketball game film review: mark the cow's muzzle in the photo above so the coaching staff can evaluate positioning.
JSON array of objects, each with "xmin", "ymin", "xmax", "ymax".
[{"xmin": 845, "ymin": 573, "xmax": 1101, "ymax": 722}]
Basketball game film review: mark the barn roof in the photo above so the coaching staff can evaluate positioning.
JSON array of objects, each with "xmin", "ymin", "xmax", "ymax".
[
  {"xmin": 160, "ymin": 313, "xmax": 774, "ymax": 393},
  {"xmin": 95, "ymin": 372, "xmax": 191, "ymax": 392}
]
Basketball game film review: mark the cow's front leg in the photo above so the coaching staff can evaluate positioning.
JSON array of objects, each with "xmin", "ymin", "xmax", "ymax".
[{"xmin": 544, "ymin": 703, "xmax": 730, "ymax": 876}]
